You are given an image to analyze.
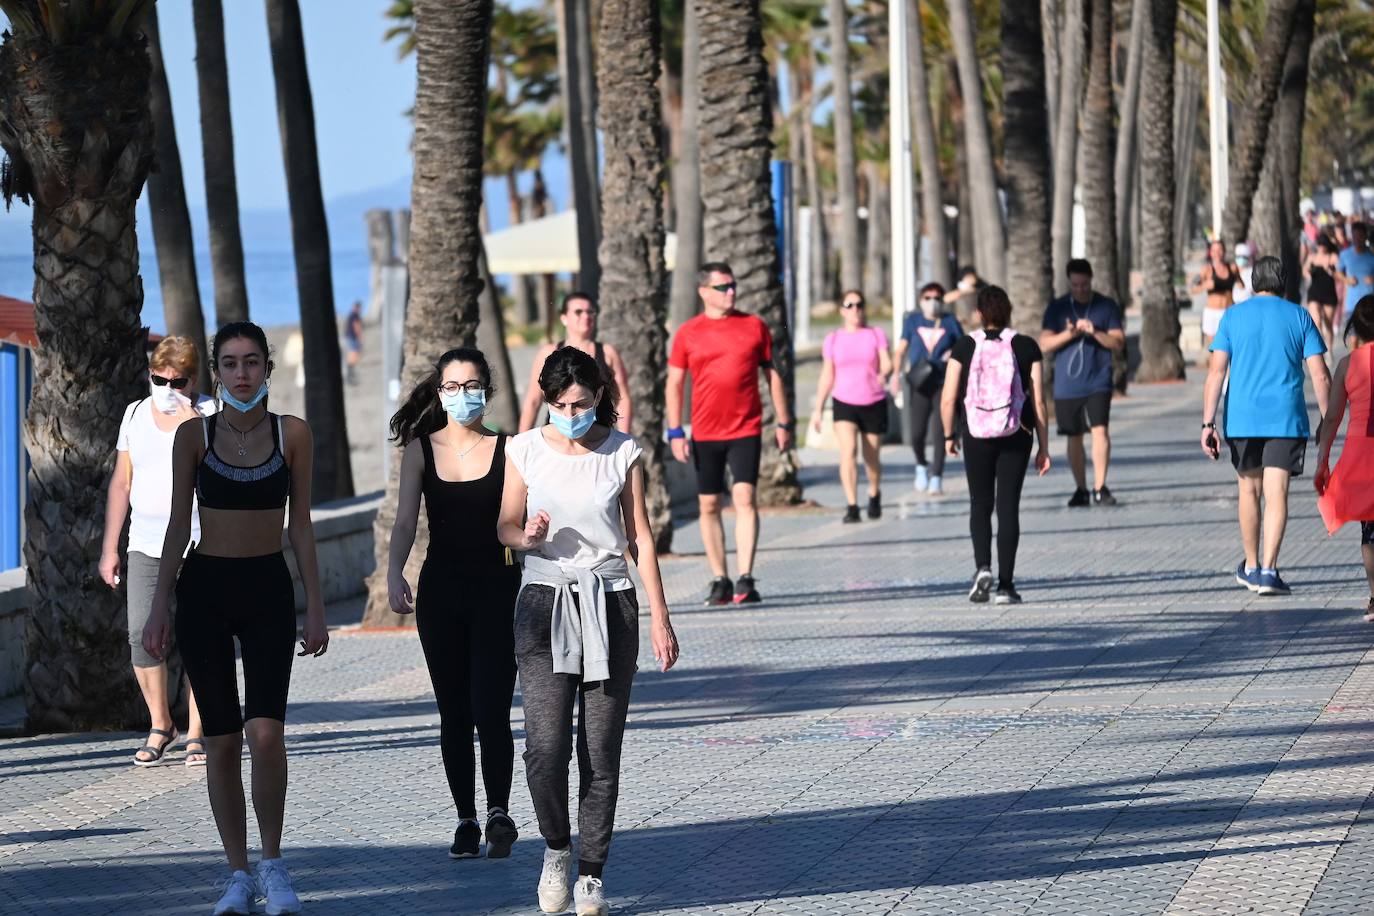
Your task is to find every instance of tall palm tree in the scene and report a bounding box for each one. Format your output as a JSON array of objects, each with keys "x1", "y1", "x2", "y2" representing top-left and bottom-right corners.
[
  {"x1": 363, "y1": 0, "x2": 493, "y2": 627},
  {"x1": 1219, "y1": 0, "x2": 1301, "y2": 245},
  {"x1": 1079, "y1": 0, "x2": 1117, "y2": 303},
  {"x1": 144, "y1": 8, "x2": 211, "y2": 391},
  {"x1": 556, "y1": 0, "x2": 601, "y2": 292},
  {"x1": 0, "y1": 0, "x2": 156, "y2": 730},
  {"x1": 1001, "y1": 0, "x2": 1052, "y2": 332},
  {"x1": 907, "y1": 0, "x2": 950, "y2": 289},
  {"x1": 669, "y1": 0, "x2": 704, "y2": 328},
  {"x1": 945, "y1": 0, "x2": 1004, "y2": 284},
  {"x1": 826, "y1": 0, "x2": 863, "y2": 291},
  {"x1": 596, "y1": 0, "x2": 673, "y2": 552},
  {"x1": 1049, "y1": 0, "x2": 1083, "y2": 295},
  {"x1": 697, "y1": 0, "x2": 801, "y2": 506},
  {"x1": 193, "y1": 0, "x2": 249, "y2": 327},
  {"x1": 1115, "y1": 0, "x2": 1146, "y2": 300},
  {"x1": 265, "y1": 0, "x2": 354, "y2": 501},
  {"x1": 1136, "y1": 0, "x2": 1184, "y2": 382}
]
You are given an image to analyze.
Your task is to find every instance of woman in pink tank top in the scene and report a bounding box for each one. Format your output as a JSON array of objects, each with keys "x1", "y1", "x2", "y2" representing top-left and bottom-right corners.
[
  {"x1": 1316, "y1": 296, "x2": 1374, "y2": 619},
  {"x1": 809, "y1": 290, "x2": 893, "y2": 523}
]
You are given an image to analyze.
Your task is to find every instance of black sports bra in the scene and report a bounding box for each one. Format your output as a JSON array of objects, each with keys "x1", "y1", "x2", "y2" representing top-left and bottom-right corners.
[{"x1": 196, "y1": 413, "x2": 291, "y2": 511}]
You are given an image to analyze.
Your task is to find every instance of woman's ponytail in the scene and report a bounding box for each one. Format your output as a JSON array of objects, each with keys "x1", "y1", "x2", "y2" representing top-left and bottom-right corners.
[{"x1": 389, "y1": 372, "x2": 444, "y2": 445}]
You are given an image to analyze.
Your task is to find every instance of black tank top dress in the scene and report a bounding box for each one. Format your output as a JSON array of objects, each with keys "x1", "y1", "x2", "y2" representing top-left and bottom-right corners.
[
  {"x1": 1309, "y1": 265, "x2": 1338, "y2": 306},
  {"x1": 416, "y1": 433, "x2": 519, "y2": 587}
]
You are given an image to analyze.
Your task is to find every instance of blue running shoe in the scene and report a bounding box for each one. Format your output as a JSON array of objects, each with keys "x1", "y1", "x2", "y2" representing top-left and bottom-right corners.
[
  {"x1": 1235, "y1": 562, "x2": 1260, "y2": 592},
  {"x1": 1256, "y1": 569, "x2": 1291, "y2": 596}
]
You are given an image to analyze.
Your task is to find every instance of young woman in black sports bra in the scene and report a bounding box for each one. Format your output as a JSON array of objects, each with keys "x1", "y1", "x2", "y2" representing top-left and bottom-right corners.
[
  {"x1": 385, "y1": 347, "x2": 522, "y2": 861},
  {"x1": 143, "y1": 321, "x2": 327, "y2": 915}
]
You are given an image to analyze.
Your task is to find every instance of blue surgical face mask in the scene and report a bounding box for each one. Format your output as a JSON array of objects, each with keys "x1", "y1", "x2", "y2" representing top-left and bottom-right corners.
[
  {"x1": 220, "y1": 380, "x2": 268, "y2": 413},
  {"x1": 440, "y1": 389, "x2": 486, "y2": 424},
  {"x1": 550, "y1": 405, "x2": 597, "y2": 440}
]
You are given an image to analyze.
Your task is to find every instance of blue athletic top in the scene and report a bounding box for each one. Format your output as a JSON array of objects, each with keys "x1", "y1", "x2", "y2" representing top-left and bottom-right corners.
[{"x1": 196, "y1": 413, "x2": 291, "y2": 511}]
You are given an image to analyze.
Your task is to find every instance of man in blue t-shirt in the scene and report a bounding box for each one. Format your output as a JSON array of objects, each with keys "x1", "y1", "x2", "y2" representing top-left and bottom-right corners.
[
  {"x1": 1039, "y1": 259, "x2": 1126, "y2": 508},
  {"x1": 1202, "y1": 256, "x2": 1330, "y2": 597},
  {"x1": 1337, "y1": 221, "x2": 1374, "y2": 316}
]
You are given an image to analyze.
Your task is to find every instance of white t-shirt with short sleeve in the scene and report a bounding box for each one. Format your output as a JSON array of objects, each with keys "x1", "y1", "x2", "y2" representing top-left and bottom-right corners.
[
  {"x1": 507, "y1": 427, "x2": 643, "y2": 589},
  {"x1": 116, "y1": 395, "x2": 217, "y2": 557}
]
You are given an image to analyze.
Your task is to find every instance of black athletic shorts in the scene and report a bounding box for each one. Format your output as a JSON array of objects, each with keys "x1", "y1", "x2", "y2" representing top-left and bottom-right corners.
[
  {"x1": 831, "y1": 398, "x2": 889, "y2": 436},
  {"x1": 1055, "y1": 390, "x2": 1112, "y2": 436},
  {"x1": 1228, "y1": 436, "x2": 1306, "y2": 477},
  {"x1": 692, "y1": 435, "x2": 762, "y2": 495}
]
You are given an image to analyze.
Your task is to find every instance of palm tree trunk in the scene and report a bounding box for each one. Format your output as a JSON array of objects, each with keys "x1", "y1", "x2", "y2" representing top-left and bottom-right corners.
[
  {"x1": 826, "y1": 0, "x2": 863, "y2": 291},
  {"x1": 193, "y1": 0, "x2": 250, "y2": 327},
  {"x1": 266, "y1": 0, "x2": 354, "y2": 501},
  {"x1": 1050, "y1": 0, "x2": 1084, "y2": 295},
  {"x1": 697, "y1": 0, "x2": 801, "y2": 505},
  {"x1": 506, "y1": 173, "x2": 538, "y2": 326},
  {"x1": 669, "y1": 0, "x2": 704, "y2": 328},
  {"x1": 1135, "y1": 0, "x2": 1184, "y2": 382},
  {"x1": 1172, "y1": 68, "x2": 1200, "y2": 266},
  {"x1": 1042, "y1": 0, "x2": 1060, "y2": 166},
  {"x1": 907, "y1": 0, "x2": 950, "y2": 289},
  {"x1": 556, "y1": 0, "x2": 601, "y2": 292},
  {"x1": 596, "y1": 0, "x2": 673, "y2": 552},
  {"x1": 862, "y1": 161, "x2": 889, "y2": 303},
  {"x1": 946, "y1": 0, "x2": 1005, "y2": 285},
  {"x1": 145, "y1": 9, "x2": 212, "y2": 392},
  {"x1": 1220, "y1": 0, "x2": 1301, "y2": 246},
  {"x1": 1115, "y1": 0, "x2": 1146, "y2": 304},
  {"x1": 1, "y1": 23, "x2": 155, "y2": 730},
  {"x1": 1002, "y1": 0, "x2": 1053, "y2": 333},
  {"x1": 477, "y1": 240, "x2": 521, "y2": 432},
  {"x1": 801, "y1": 52, "x2": 828, "y2": 305},
  {"x1": 1080, "y1": 0, "x2": 1118, "y2": 303},
  {"x1": 363, "y1": 0, "x2": 493, "y2": 628}
]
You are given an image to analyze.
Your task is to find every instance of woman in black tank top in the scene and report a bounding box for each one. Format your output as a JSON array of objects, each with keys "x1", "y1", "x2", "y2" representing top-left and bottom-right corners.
[{"x1": 386, "y1": 347, "x2": 521, "y2": 860}]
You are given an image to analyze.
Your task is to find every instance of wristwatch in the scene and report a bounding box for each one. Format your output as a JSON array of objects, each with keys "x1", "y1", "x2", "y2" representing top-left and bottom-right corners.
[
  {"x1": 777, "y1": 420, "x2": 795, "y2": 432},
  {"x1": 1201, "y1": 422, "x2": 1216, "y2": 430}
]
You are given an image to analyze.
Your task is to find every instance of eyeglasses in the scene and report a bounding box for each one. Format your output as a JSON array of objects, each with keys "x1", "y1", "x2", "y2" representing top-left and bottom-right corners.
[
  {"x1": 438, "y1": 381, "x2": 485, "y2": 395},
  {"x1": 709, "y1": 283, "x2": 737, "y2": 294},
  {"x1": 150, "y1": 375, "x2": 190, "y2": 390},
  {"x1": 841, "y1": 301, "x2": 864, "y2": 310}
]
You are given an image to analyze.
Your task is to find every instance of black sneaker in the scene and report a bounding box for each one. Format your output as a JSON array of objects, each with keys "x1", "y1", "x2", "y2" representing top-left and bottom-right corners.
[
  {"x1": 994, "y1": 586, "x2": 1023, "y2": 605},
  {"x1": 1068, "y1": 488, "x2": 1091, "y2": 508},
  {"x1": 843, "y1": 505, "x2": 861, "y2": 524},
  {"x1": 1092, "y1": 486, "x2": 1118, "y2": 507},
  {"x1": 484, "y1": 808, "x2": 518, "y2": 859},
  {"x1": 705, "y1": 576, "x2": 733, "y2": 606},
  {"x1": 968, "y1": 567, "x2": 994, "y2": 603},
  {"x1": 867, "y1": 493, "x2": 882, "y2": 519},
  {"x1": 450, "y1": 819, "x2": 482, "y2": 859},
  {"x1": 733, "y1": 574, "x2": 762, "y2": 604}
]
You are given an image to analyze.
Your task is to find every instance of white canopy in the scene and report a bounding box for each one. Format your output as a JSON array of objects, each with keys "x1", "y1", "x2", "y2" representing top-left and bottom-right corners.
[{"x1": 483, "y1": 208, "x2": 678, "y2": 275}]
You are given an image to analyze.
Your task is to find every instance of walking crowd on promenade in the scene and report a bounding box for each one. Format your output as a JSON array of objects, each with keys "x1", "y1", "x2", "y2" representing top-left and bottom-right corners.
[{"x1": 92, "y1": 216, "x2": 1374, "y2": 913}]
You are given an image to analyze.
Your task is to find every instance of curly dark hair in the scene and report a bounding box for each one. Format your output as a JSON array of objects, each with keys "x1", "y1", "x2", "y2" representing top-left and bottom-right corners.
[{"x1": 388, "y1": 348, "x2": 494, "y2": 445}]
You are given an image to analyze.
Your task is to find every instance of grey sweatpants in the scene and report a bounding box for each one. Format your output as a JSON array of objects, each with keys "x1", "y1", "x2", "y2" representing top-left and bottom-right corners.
[{"x1": 514, "y1": 583, "x2": 639, "y2": 866}]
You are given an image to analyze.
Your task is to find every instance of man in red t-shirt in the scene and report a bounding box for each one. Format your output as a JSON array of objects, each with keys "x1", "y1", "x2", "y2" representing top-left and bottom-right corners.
[{"x1": 667, "y1": 261, "x2": 794, "y2": 605}]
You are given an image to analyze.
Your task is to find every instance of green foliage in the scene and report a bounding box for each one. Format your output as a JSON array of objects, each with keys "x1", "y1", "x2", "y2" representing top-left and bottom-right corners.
[{"x1": 0, "y1": 0, "x2": 154, "y2": 41}]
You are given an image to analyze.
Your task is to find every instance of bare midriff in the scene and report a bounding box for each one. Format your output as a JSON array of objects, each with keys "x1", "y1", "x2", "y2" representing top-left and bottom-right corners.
[{"x1": 193, "y1": 506, "x2": 289, "y2": 558}]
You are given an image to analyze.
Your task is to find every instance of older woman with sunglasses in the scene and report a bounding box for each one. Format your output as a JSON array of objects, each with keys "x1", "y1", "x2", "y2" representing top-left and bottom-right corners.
[
  {"x1": 810, "y1": 290, "x2": 893, "y2": 522},
  {"x1": 100, "y1": 336, "x2": 217, "y2": 767}
]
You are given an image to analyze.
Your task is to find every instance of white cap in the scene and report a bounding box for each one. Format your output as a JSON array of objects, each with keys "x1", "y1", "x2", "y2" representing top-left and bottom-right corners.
[{"x1": 1234, "y1": 242, "x2": 1252, "y2": 258}]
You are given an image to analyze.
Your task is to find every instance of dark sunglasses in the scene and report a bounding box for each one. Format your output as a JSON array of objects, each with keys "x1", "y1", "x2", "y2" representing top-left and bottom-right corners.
[
  {"x1": 151, "y1": 375, "x2": 190, "y2": 390},
  {"x1": 841, "y1": 301, "x2": 864, "y2": 310},
  {"x1": 709, "y1": 282, "x2": 737, "y2": 293}
]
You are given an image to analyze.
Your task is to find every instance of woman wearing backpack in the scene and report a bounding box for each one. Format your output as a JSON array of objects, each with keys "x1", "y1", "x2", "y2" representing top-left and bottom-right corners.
[{"x1": 939, "y1": 286, "x2": 1051, "y2": 604}]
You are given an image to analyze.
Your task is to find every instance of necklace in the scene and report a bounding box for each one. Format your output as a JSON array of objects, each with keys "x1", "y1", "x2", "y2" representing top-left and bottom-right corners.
[
  {"x1": 446, "y1": 431, "x2": 486, "y2": 461},
  {"x1": 221, "y1": 413, "x2": 268, "y2": 457}
]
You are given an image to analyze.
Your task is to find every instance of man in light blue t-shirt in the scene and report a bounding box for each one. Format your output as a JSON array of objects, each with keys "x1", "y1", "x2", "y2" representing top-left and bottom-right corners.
[
  {"x1": 1201, "y1": 256, "x2": 1330, "y2": 596},
  {"x1": 1337, "y1": 222, "x2": 1374, "y2": 316}
]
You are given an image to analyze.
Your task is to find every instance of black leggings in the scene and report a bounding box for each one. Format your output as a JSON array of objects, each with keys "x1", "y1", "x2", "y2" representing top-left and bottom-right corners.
[
  {"x1": 415, "y1": 564, "x2": 520, "y2": 820},
  {"x1": 962, "y1": 431, "x2": 1033, "y2": 588},
  {"x1": 908, "y1": 381, "x2": 946, "y2": 475},
  {"x1": 175, "y1": 551, "x2": 296, "y2": 737}
]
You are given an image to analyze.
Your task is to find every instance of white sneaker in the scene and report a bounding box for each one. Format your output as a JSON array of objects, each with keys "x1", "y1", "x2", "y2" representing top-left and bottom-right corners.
[
  {"x1": 212, "y1": 870, "x2": 258, "y2": 916},
  {"x1": 927, "y1": 475, "x2": 943, "y2": 495},
  {"x1": 574, "y1": 875, "x2": 609, "y2": 916},
  {"x1": 538, "y1": 845, "x2": 573, "y2": 913},
  {"x1": 255, "y1": 858, "x2": 301, "y2": 915},
  {"x1": 914, "y1": 464, "x2": 929, "y2": 491}
]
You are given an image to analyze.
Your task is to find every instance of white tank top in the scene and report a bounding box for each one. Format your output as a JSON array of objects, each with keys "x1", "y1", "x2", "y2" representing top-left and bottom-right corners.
[{"x1": 506, "y1": 427, "x2": 643, "y2": 589}]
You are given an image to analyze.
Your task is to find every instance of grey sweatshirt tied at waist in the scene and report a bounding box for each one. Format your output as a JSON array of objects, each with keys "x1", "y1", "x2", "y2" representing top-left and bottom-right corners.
[{"x1": 519, "y1": 553, "x2": 631, "y2": 682}]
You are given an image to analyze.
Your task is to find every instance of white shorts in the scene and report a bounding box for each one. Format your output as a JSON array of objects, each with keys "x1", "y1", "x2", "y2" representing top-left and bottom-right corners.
[{"x1": 1202, "y1": 306, "x2": 1227, "y2": 338}]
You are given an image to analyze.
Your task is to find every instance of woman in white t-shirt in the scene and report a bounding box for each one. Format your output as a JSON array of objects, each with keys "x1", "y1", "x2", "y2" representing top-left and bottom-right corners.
[
  {"x1": 498, "y1": 346, "x2": 679, "y2": 916},
  {"x1": 99, "y1": 337, "x2": 216, "y2": 766}
]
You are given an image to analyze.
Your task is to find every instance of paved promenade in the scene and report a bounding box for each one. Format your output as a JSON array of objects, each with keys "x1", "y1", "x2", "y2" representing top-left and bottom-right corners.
[{"x1": 4, "y1": 375, "x2": 1374, "y2": 914}]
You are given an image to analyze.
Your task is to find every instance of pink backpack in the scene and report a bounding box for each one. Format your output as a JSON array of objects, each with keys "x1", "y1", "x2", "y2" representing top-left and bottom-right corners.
[{"x1": 963, "y1": 330, "x2": 1026, "y2": 438}]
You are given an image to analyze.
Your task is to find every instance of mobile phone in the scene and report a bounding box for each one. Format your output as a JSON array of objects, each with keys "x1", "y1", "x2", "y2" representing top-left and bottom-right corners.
[{"x1": 1206, "y1": 431, "x2": 1220, "y2": 459}]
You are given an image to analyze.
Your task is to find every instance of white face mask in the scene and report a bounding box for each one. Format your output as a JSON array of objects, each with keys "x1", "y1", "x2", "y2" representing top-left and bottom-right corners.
[
  {"x1": 920, "y1": 298, "x2": 941, "y2": 318},
  {"x1": 150, "y1": 381, "x2": 190, "y2": 414}
]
